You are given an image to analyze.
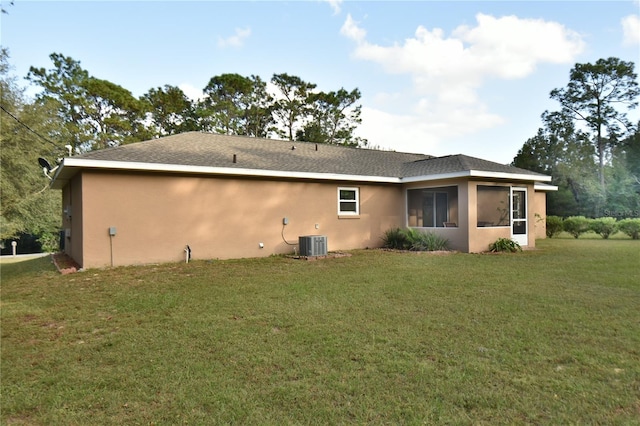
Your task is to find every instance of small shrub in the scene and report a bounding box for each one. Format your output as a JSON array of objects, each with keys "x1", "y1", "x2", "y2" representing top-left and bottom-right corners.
[
  {"x1": 563, "y1": 216, "x2": 591, "y2": 239},
  {"x1": 406, "y1": 229, "x2": 449, "y2": 251},
  {"x1": 402, "y1": 228, "x2": 423, "y2": 248},
  {"x1": 381, "y1": 228, "x2": 449, "y2": 251},
  {"x1": 381, "y1": 227, "x2": 410, "y2": 250},
  {"x1": 545, "y1": 216, "x2": 564, "y2": 238},
  {"x1": 617, "y1": 218, "x2": 640, "y2": 239},
  {"x1": 590, "y1": 217, "x2": 618, "y2": 239},
  {"x1": 489, "y1": 238, "x2": 522, "y2": 253}
]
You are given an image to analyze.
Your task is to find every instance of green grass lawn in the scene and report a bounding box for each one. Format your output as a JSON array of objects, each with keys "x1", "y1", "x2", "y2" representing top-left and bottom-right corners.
[{"x1": 1, "y1": 239, "x2": 638, "y2": 424}]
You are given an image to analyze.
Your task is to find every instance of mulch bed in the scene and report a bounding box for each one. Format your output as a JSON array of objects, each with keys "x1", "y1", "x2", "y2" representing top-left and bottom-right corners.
[{"x1": 51, "y1": 252, "x2": 81, "y2": 274}]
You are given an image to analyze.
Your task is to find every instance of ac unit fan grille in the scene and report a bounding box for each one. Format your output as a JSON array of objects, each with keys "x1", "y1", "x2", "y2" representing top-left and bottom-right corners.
[{"x1": 298, "y1": 235, "x2": 327, "y2": 256}]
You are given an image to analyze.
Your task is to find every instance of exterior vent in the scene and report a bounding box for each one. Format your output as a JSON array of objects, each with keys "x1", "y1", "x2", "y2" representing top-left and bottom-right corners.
[{"x1": 299, "y1": 235, "x2": 327, "y2": 257}]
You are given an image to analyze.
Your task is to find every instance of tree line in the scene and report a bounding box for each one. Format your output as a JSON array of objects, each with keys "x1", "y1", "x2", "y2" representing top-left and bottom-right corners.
[
  {"x1": 2, "y1": 48, "x2": 638, "y2": 251},
  {"x1": 1, "y1": 48, "x2": 367, "y2": 251},
  {"x1": 24, "y1": 52, "x2": 367, "y2": 153},
  {"x1": 512, "y1": 57, "x2": 639, "y2": 220}
]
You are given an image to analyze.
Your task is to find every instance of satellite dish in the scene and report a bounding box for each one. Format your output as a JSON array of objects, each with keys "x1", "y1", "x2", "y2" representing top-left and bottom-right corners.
[{"x1": 38, "y1": 157, "x2": 52, "y2": 171}]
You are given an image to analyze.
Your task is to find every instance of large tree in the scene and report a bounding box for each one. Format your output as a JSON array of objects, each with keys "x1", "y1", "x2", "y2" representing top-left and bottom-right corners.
[
  {"x1": 243, "y1": 75, "x2": 273, "y2": 138},
  {"x1": 83, "y1": 76, "x2": 146, "y2": 149},
  {"x1": 270, "y1": 73, "x2": 316, "y2": 141},
  {"x1": 513, "y1": 111, "x2": 599, "y2": 216},
  {"x1": 296, "y1": 88, "x2": 366, "y2": 147},
  {"x1": 141, "y1": 85, "x2": 198, "y2": 137},
  {"x1": 616, "y1": 121, "x2": 640, "y2": 180},
  {"x1": 607, "y1": 125, "x2": 640, "y2": 215},
  {"x1": 200, "y1": 73, "x2": 273, "y2": 137},
  {"x1": 1, "y1": 49, "x2": 62, "y2": 250},
  {"x1": 549, "y1": 57, "x2": 639, "y2": 191},
  {"x1": 27, "y1": 53, "x2": 146, "y2": 151}
]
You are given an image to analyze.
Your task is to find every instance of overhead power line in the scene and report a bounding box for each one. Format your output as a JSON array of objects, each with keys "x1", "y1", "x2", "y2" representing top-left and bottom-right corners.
[{"x1": 0, "y1": 103, "x2": 60, "y2": 149}]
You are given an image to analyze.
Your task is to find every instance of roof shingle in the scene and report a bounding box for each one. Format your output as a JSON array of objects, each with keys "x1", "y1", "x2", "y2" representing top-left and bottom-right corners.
[{"x1": 74, "y1": 132, "x2": 546, "y2": 180}]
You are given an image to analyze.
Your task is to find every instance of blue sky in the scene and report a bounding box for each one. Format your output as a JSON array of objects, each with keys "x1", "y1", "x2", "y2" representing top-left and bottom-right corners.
[{"x1": 2, "y1": 0, "x2": 639, "y2": 164}]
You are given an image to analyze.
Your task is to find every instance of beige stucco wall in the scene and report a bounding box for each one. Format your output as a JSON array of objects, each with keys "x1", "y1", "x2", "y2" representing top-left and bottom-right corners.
[
  {"x1": 532, "y1": 190, "x2": 548, "y2": 240},
  {"x1": 72, "y1": 171, "x2": 404, "y2": 268},
  {"x1": 62, "y1": 170, "x2": 549, "y2": 267}
]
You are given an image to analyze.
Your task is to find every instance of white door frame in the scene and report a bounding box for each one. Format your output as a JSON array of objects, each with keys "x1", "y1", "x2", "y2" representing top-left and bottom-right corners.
[{"x1": 511, "y1": 187, "x2": 528, "y2": 246}]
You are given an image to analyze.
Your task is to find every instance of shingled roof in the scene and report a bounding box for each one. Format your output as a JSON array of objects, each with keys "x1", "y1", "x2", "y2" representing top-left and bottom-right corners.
[
  {"x1": 401, "y1": 154, "x2": 546, "y2": 178},
  {"x1": 75, "y1": 132, "x2": 431, "y2": 177},
  {"x1": 51, "y1": 132, "x2": 550, "y2": 188}
]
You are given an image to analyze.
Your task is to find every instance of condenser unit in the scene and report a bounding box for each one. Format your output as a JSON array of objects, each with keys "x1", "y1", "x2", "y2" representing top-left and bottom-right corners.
[{"x1": 298, "y1": 235, "x2": 328, "y2": 257}]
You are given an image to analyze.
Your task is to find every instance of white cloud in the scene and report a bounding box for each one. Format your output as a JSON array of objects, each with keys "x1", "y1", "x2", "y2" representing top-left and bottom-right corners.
[
  {"x1": 217, "y1": 27, "x2": 251, "y2": 48},
  {"x1": 357, "y1": 102, "x2": 504, "y2": 155},
  {"x1": 453, "y1": 14, "x2": 585, "y2": 78},
  {"x1": 323, "y1": 0, "x2": 342, "y2": 15},
  {"x1": 342, "y1": 13, "x2": 585, "y2": 157},
  {"x1": 340, "y1": 14, "x2": 366, "y2": 42},
  {"x1": 178, "y1": 83, "x2": 204, "y2": 101},
  {"x1": 621, "y1": 14, "x2": 640, "y2": 46}
]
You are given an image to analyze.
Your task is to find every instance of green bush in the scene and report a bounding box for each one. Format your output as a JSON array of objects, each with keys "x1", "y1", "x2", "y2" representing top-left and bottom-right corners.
[
  {"x1": 381, "y1": 228, "x2": 449, "y2": 251},
  {"x1": 590, "y1": 217, "x2": 618, "y2": 239},
  {"x1": 489, "y1": 238, "x2": 522, "y2": 253},
  {"x1": 381, "y1": 228, "x2": 410, "y2": 250},
  {"x1": 545, "y1": 216, "x2": 564, "y2": 238},
  {"x1": 617, "y1": 218, "x2": 640, "y2": 239},
  {"x1": 406, "y1": 228, "x2": 449, "y2": 251},
  {"x1": 37, "y1": 232, "x2": 60, "y2": 253},
  {"x1": 563, "y1": 216, "x2": 591, "y2": 239}
]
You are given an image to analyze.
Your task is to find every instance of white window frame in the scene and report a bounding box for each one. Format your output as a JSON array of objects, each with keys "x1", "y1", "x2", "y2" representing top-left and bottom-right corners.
[{"x1": 337, "y1": 187, "x2": 360, "y2": 216}]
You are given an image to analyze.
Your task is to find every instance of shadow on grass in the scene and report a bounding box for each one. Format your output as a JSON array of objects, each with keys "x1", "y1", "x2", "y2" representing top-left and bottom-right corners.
[{"x1": 1, "y1": 255, "x2": 58, "y2": 280}]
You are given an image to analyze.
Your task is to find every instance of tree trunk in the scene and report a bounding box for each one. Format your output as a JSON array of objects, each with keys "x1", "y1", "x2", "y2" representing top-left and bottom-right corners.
[{"x1": 598, "y1": 133, "x2": 605, "y2": 191}]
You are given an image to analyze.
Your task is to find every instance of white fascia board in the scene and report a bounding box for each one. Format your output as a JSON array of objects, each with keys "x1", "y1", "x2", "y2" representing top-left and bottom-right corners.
[
  {"x1": 469, "y1": 170, "x2": 552, "y2": 182},
  {"x1": 53, "y1": 158, "x2": 400, "y2": 184},
  {"x1": 534, "y1": 183, "x2": 559, "y2": 191},
  {"x1": 400, "y1": 171, "x2": 471, "y2": 183},
  {"x1": 400, "y1": 170, "x2": 552, "y2": 183},
  {"x1": 50, "y1": 158, "x2": 552, "y2": 189}
]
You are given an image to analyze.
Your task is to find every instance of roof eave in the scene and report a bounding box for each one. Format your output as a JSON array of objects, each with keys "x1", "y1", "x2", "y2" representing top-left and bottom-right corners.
[
  {"x1": 534, "y1": 183, "x2": 559, "y2": 191},
  {"x1": 400, "y1": 170, "x2": 552, "y2": 183},
  {"x1": 49, "y1": 158, "x2": 402, "y2": 188},
  {"x1": 50, "y1": 159, "x2": 552, "y2": 189}
]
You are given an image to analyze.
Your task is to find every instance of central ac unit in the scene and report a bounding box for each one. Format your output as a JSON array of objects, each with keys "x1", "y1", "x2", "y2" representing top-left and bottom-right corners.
[{"x1": 299, "y1": 235, "x2": 328, "y2": 257}]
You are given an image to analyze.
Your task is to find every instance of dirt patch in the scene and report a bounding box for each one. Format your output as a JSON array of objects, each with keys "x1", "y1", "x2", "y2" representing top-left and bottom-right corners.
[{"x1": 51, "y1": 252, "x2": 81, "y2": 274}]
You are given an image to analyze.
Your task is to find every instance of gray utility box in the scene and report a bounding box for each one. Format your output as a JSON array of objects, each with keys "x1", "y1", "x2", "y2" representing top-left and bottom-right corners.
[{"x1": 299, "y1": 235, "x2": 328, "y2": 257}]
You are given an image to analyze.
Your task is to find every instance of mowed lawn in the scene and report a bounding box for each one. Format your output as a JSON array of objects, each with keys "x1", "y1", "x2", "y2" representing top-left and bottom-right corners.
[{"x1": 1, "y1": 239, "x2": 638, "y2": 425}]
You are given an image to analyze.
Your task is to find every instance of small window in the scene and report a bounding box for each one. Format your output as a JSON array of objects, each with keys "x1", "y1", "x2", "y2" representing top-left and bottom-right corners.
[{"x1": 338, "y1": 187, "x2": 359, "y2": 215}]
